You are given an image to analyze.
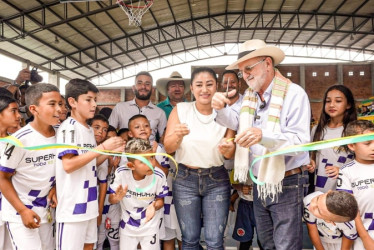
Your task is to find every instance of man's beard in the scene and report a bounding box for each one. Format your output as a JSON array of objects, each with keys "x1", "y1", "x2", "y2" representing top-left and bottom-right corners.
[
  {"x1": 245, "y1": 72, "x2": 266, "y2": 92},
  {"x1": 134, "y1": 89, "x2": 152, "y2": 100}
]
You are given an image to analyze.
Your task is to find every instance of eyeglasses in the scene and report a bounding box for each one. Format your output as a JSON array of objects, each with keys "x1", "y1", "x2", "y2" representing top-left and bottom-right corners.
[{"x1": 237, "y1": 58, "x2": 266, "y2": 78}]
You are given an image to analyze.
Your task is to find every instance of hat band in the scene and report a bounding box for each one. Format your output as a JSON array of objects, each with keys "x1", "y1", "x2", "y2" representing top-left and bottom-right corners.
[{"x1": 237, "y1": 49, "x2": 255, "y2": 60}]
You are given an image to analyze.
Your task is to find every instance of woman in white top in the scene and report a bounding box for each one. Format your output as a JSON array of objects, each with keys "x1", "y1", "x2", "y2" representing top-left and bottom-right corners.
[{"x1": 164, "y1": 67, "x2": 235, "y2": 250}]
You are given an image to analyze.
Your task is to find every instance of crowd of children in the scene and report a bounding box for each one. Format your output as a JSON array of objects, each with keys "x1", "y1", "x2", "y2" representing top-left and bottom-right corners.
[{"x1": 0, "y1": 74, "x2": 374, "y2": 250}]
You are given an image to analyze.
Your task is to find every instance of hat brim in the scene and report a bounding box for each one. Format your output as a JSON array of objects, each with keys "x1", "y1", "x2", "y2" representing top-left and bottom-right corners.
[
  {"x1": 156, "y1": 78, "x2": 191, "y2": 97},
  {"x1": 226, "y1": 46, "x2": 285, "y2": 70}
]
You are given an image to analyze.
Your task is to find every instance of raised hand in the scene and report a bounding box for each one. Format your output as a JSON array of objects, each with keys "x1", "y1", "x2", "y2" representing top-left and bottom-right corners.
[
  {"x1": 211, "y1": 90, "x2": 236, "y2": 110},
  {"x1": 102, "y1": 136, "x2": 126, "y2": 152},
  {"x1": 174, "y1": 123, "x2": 190, "y2": 138}
]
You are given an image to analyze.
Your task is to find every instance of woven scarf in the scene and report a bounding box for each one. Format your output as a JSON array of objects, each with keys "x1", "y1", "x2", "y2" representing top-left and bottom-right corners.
[{"x1": 234, "y1": 69, "x2": 291, "y2": 201}]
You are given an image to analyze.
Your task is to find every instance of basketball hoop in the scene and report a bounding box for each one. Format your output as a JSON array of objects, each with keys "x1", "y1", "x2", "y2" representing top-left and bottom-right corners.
[{"x1": 117, "y1": 0, "x2": 154, "y2": 26}]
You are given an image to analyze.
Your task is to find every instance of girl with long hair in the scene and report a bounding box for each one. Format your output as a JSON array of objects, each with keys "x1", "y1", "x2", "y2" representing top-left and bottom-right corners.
[{"x1": 309, "y1": 85, "x2": 357, "y2": 193}]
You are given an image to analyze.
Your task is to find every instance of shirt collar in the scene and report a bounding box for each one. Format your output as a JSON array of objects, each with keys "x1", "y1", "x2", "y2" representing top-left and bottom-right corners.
[{"x1": 130, "y1": 98, "x2": 155, "y2": 109}]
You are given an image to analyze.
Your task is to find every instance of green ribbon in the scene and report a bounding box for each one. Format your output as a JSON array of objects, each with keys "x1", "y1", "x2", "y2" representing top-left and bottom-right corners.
[
  {"x1": 0, "y1": 136, "x2": 178, "y2": 193},
  {"x1": 3, "y1": 132, "x2": 374, "y2": 189},
  {"x1": 249, "y1": 132, "x2": 374, "y2": 185}
]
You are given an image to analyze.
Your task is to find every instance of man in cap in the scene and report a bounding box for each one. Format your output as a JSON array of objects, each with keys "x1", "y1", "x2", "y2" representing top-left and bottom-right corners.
[
  {"x1": 109, "y1": 71, "x2": 167, "y2": 143},
  {"x1": 156, "y1": 71, "x2": 191, "y2": 119},
  {"x1": 212, "y1": 39, "x2": 310, "y2": 250}
]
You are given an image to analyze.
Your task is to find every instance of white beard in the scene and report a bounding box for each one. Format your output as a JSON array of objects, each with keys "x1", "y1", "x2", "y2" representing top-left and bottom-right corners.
[{"x1": 245, "y1": 72, "x2": 266, "y2": 92}]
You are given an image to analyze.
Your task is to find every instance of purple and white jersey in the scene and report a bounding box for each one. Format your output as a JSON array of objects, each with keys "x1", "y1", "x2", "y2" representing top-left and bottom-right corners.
[
  {"x1": 303, "y1": 191, "x2": 357, "y2": 243},
  {"x1": 156, "y1": 144, "x2": 179, "y2": 230},
  {"x1": 109, "y1": 166, "x2": 168, "y2": 236},
  {"x1": 97, "y1": 159, "x2": 109, "y2": 223},
  {"x1": 0, "y1": 142, "x2": 5, "y2": 226},
  {"x1": 97, "y1": 160, "x2": 108, "y2": 186},
  {"x1": 311, "y1": 126, "x2": 354, "y2": 193},
  {"x1": 337, "y1": 160, "x2": 374, "y2": 242},
  {"x1": 55, "y1": 117, "x2": 98, "y2": 222},
  {"x1": 104, "y1": 163, "x2": 122, "y2": 224},
  {"x1": 0, "y1": 124, "x2": 56, "y2": 224}
]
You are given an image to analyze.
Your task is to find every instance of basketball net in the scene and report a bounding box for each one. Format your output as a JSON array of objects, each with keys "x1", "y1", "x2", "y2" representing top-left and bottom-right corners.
[{"x1": 117, "y1": 0, "x2": 154, "y2": 26}]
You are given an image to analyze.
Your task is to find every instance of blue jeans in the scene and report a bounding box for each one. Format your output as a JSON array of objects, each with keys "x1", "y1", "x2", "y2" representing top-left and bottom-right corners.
[
  {"x1": 253, "y1": 171, "x2": 308, "y2": 250},
  {"x1": 173, "y1": 164, "x2": 231, "y2": 250}
]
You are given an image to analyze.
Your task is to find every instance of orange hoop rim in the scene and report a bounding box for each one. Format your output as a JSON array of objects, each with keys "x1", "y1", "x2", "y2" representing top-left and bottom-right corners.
[{"x1": 117, "y1": 0, "x2": 154, "y2": 9}]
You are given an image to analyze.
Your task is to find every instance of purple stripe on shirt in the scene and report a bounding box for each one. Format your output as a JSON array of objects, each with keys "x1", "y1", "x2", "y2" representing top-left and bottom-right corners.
[
  {"x1": 59, "y1": 222, "x2": 64, "y2": 250},
  {"x1": 6, "y1": 222, "x2": 18, "y2": 250},
  {"x1": 108, "y1": 187, "x2": 115, "y2": 194},
  {"x1": 58, "y1": 150, "x2": 78, "y2": 159},
  {"x1": 336, "y1": 188, "x2": 353, "y2": 194},
  {"x1": 315, "y1": 175, "x2": 328, "y2": 188},
  {"x1": 32, "y1": 196, "x2": 48, "y2": 208},
  {"x1": 127, "y1": 217, "x2": 141, "y2": 227},
  {"x1": 16, "y1": 129, "x2": 32, "y2": 139},
  {"x1": 0, "y1": 165, "x2": 15, "y2": 173},
  {"x1": 87, "y1": 187, "x2": 98, "y2": 202},
  {"x1": 73, "y1": 203, "x2": 87, "y2": 214}
]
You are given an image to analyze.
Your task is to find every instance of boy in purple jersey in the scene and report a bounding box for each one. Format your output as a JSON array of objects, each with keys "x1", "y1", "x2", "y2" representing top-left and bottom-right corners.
[
  {"x1": 337, "y1": 120, "x2": 374, "y2": 249},
  {"x1": 0, "y1": 84, "x2": 61, "y2": 250},
  {"x1": 304, "y1": 190, "x2": 358, "y2": 250}
]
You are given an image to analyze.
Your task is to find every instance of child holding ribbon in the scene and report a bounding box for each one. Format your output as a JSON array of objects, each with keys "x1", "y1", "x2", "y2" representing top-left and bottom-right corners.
[
  {"x1": 126, "y1": 114, "x2": 179, "y2": 248},
  {"x1": 109, "y1": 138, "x2": 168, "y2": 250},
  {"x1": 0, "y1": 88, "x2": 22, "y2": 250},
  {"x1": 310, "y1": 85, "x2": 357, "y2": 193},
  {"x1": 337, "y1": 120, "x2": 374, "y2": 249},
  {"x1": 55, "y1": 79, "x2": 125, "y2": 250},
  {"x1": 0, "y1": 84, "x2": 60, "y2": 250}
]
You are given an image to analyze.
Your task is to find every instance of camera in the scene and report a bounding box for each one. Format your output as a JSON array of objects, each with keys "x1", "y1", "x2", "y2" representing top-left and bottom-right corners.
[{"x1": 28, "y1": 67, "x2": 43, "y2": 84}]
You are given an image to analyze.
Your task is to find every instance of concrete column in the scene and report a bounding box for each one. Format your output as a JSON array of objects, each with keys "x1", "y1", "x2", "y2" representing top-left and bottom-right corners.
[
  {"x1": 300, "y1": 65, "x2": 305, "y2": 89},
  {"x1": 155, "y1": 88, "x2": 159, "y2": 103},
  {"x1": 48, "y1": 71, "x2": 59, "y2": 87},
  {"x1": 337, "y1": 64, "x2": 343, "y2": 85},
  {"x1": 121, "y1": 88, "x2": 125, "y2": 101},
  {"x1": 371, "y1": 63, "x2": 374, "y2": 95}
]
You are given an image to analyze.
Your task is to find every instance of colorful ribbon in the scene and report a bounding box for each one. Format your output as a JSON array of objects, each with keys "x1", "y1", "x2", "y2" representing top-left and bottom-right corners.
[
  {"x1": 2, "y1": 132, "x2": 374, "y2": 189},
  {"x1": 0, "y1": 136, "x2": 178, "y2": 193},
  {"x1": 248, "y1": 132, "x2": 374, "y2": 185}
]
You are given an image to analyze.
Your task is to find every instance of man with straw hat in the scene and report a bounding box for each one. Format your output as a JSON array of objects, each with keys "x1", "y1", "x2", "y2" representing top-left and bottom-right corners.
[
  {"x1": 212, "y1": 39, "x2": 311, "y2": 250},
  {"x1": 156, "y1": 71, "x2": 191, "y2": 119}
]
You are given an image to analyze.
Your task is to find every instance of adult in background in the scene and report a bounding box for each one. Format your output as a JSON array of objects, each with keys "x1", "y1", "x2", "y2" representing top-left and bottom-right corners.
[
  {"x1": 212, "y1": 39, "x2": 310, "y2": 250},
  {"x1": 164, "y1": 67, "x2": 236, "y2": 250},
  {"x1": 109, "y1": 71, "x2": 167, "y2": 143},
  {"x1": 156, "y1": 71, "x2": 191, "y2": 120}
]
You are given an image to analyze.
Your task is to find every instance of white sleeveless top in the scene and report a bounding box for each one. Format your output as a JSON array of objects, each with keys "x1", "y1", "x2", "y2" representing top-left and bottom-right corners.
[{"x1": 175, "y1": 102, "x2": 226, "y2": 168}]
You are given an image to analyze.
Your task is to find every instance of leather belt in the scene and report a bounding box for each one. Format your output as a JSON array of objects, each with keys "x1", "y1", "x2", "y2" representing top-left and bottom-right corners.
[{"x1": 284, "y1": 165, "x2": 307, "y2": 177}]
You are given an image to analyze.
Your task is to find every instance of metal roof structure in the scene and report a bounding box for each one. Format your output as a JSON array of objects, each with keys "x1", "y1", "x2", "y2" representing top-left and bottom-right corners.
[{"x1": 0, "y1": 0, "x2": 374, "y2": 83}]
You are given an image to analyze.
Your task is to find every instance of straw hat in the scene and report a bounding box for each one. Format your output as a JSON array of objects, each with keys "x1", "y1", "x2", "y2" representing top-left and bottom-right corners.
[
  {"x1": 226, "y1": 39, "x2": 285, "y2": 70},
  {"x1": 156, "y1": 71, "x2": 191, "y2": 97}
]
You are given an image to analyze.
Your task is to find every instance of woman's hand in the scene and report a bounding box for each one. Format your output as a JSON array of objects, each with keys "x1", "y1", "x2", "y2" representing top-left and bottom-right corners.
[
  {"x1": 174, "y1": 123, "x2": 190, "y2": 138},
  {"x1": 218, "y1": 138, "x2": 235, "y2": 158}
]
